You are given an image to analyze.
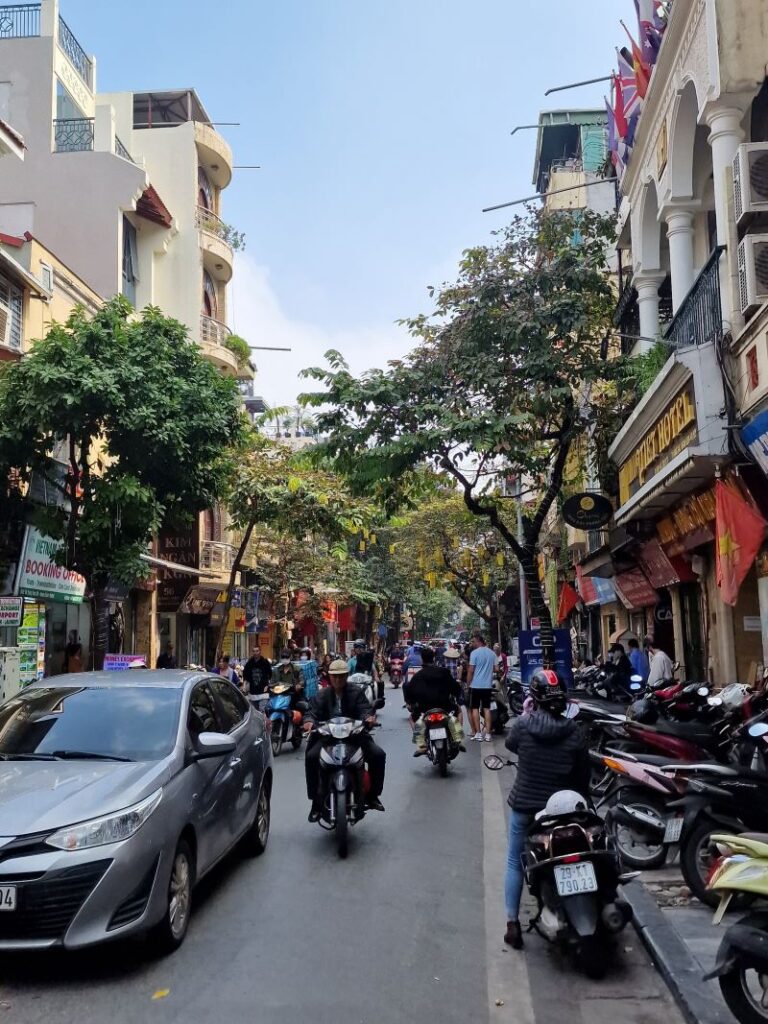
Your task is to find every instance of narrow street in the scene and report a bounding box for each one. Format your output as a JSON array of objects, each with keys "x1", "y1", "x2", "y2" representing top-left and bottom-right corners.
[{"x1": 0, "y1": 689, "x2": 684, "y2": 1024}]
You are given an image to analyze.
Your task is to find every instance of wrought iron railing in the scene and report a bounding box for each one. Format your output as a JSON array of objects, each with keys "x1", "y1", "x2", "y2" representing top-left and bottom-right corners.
[
  {"x1": 200, "y1": 314, "x2": 232, "y2": 348},
  {"x1": 58, "y1": 14, "x2": 92, "y2": 89},
  {"x1": 196, "y1": 205, "x2": 226, "y2": 238},
  {"x1": 665, "y1": 247, "x2": 725, "y2": 350},
  {"x1": 0, "y1": 3, "x2": 40, "y2": 38},
  {"x1": 200, "y1": 540, "x2": 236, "y2": 573},
  {"x1": 53, "y1": 117, "x2": 94, "y2": 153},
  {"x1": 114, "y1": 136, "x2": 133, "y2": 162}
]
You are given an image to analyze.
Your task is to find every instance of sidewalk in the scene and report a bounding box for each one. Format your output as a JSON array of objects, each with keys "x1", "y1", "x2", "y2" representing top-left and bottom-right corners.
[{"x1": 623, "y1": 865, "x2": 735, "y2": 1024}]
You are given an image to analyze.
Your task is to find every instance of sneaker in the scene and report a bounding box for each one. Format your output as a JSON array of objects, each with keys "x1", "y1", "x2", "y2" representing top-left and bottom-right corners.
[
  {"x1": 366, "y1": 797, "x2": 385, "y2": 812},
  {"x1": 484, "y1": 735, "x2": 492, "y2": 742},
  {"x1": 472, "y1": 733, "x2": 482, "y2": 742},
  {"x1": 413, "y1": 748, "x2": 427, "y2": 757},
  {"x1": 504, "y1": 921, "x2": 524, "y2": 949},
  {"x1": 308, "y1": 806, "x2": 322, "y2": 823}
]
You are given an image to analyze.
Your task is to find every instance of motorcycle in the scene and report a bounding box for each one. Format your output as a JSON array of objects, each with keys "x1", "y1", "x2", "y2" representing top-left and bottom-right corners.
[
  {"x1": 506, "y1": 672, "x2": 526, "y2": 717},
  {"x1": 349, "y1": 671, "x2": 377, "y2": 707},
  {"x1": 489, "y1": 682, "x2": 510, "y2": 734},
  {"x1": 389, "y1": 658, "x2": 403, "y2": 688},
  {"x1": 704, "y1": 829, "x2": 768, "y2": 1024},
  {"x1": 265, "y1": 683, "x2": 305, "y2": 757},
  {"x1": 311, "y1": 698, "x2": 385, "y2": 858},
  {"x1": 485, "y1": 754, "x2": 635, "y2": 978},
  {"x1": 421, "y1": 708, "x2": 463, "y2": 776}
]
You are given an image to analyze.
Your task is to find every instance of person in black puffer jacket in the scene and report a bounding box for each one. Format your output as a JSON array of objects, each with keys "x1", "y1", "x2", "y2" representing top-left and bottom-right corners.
[{"x1": 502, "y1": 668, "x2": 590, "y2": 951}]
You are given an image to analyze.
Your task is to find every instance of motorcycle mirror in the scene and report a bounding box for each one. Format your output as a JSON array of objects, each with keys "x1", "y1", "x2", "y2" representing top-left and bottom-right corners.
[
  {"x1": 707, "y1": 696, "x2": 723, "y2": 707},
  {"x1": 749, "y1": 722, "x2": 768, "y2": 738},
  {"x1": 697, "y1": 686, "x2": 710, "y2": 697},
  {"x1": 563, "y1": 702, "x2": 580, "y2": 720},
  {"x1": 483, "y1": 754, "x2": 506, "y2": 771}
]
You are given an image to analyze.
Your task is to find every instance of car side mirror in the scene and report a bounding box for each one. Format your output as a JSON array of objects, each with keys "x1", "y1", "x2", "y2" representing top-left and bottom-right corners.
[{"x1": 194, "y1": 731, "x2": 237, "y2": 759}]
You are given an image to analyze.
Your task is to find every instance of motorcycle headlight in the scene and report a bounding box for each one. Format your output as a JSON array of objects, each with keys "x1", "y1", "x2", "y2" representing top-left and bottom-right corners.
[{"x1": 46, "y1": 789, "x2": 163, "y2": 851}]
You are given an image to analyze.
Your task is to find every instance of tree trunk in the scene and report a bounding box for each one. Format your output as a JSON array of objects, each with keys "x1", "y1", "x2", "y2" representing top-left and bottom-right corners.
[
  {"x1": 392, "y1": 602, "x2": 401, "y2": 646},
  {"x1": 215, "y1": 518, "x2": 256, "y2": 665},
  {"x1": 520, "y1": 549, "x2": 554, "y2": 665},
  {"x1": 90, "y1": 573, "x2": 109, "y2": 671}
]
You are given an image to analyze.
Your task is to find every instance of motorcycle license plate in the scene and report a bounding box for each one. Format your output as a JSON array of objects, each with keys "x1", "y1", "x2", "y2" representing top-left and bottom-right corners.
[
  {"x1": 490, "y1": 702, "x2": 497, "y2": 710},
  {"x1": 429, "y1": 728, "x2": 447, "y2": 740},
  {"x1": 0, "y1": 886, "x2": 16, "y2": 911},
  {"x1": 553, "y1": 862, "x2": 597, "y2": 897},
  {"x1": 663, "y1": 817, "x2": 684, "y2": 843}
]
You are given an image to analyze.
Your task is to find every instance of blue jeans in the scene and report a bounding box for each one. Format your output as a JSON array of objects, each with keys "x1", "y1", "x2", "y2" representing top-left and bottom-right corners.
[{"x1": 505, "y1": 810, "x2": 533, "y2": 921}]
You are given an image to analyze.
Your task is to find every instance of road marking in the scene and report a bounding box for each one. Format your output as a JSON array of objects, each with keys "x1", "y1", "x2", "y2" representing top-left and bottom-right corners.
[{"x1": 482, "y1": 740, "x2": 535, "y2": 1023}]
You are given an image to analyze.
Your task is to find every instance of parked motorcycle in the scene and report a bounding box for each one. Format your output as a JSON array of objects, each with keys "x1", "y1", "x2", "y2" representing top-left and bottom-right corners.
[
  {"x1": 421, "y1": 708, "x2": 463, "y2": 776},
  {"x1": 506, "y1": 674, "x2": 526, "y2": 717},
  {"x1": 266, "y1": 683, "x2": 305, "y2": 757},
  {"x1": 311, "y1": 699, "x2": 385, "y2": 858},
  {"x1": 489, "y1": 682, "x2": 510, "y2": 734},
  {"x1": 704, "y1": 829, "x2": 768, "y2": 1024},
  {"x1": 485, "y1": 754, "x2": 635, "y2": 978}
]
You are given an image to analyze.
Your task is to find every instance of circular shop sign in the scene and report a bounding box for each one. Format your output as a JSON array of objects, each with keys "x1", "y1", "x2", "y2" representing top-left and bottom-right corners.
[{"x1": 562, "y1": 492, "x2": 613, "y2": 531}]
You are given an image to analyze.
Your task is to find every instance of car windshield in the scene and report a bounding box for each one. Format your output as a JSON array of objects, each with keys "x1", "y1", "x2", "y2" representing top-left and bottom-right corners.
[{"x1": 0, "y1": 686, "x2": 183, "y2": 762}]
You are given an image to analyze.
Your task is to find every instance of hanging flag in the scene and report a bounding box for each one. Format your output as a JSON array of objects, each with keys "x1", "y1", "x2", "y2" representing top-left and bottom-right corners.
[
  {"x1": 611, "y1": 73, "x2": 628, "y2": 142},
  {"x1": 715, "y1": 480, "x2": 767, "y2": 606},
  {"x1": 605, "y1": 96, "x2": 617, "y2": 157},
  {"x1": 624, "y1": 109, "x2": 641, "y2": 149},
  {"x1": 557, "y1": 582, "x2": 580, "y2": 624},
  {"x1": 621, "y1": 25, "x2": 651, "y2": 98},
  {"x1": 634, "y1": 0, "x2": 662, "y2": 65},
  {"x1": 616, "y1": 49, "x2": 642, "y2": 123}
]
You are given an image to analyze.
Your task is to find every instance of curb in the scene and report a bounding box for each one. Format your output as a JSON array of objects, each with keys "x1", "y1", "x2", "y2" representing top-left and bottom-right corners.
[{"x1": 622, "y1": 883, "x2": 733, "y2": 1024}]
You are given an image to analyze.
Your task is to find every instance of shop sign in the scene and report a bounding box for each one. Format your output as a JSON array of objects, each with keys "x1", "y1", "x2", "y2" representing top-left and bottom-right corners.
[
  {"x1": 742, "y1": 410, "x2": 768, "y2": 477},
  {"x1": 245, "y1": 590, "x2": 260, "y2": 633},
  {"x1": 618, "y1": 384, "x2": 697, "y2": 505},
  {"x1": 614, "y1": 569, "x2": 658, "y2": 612},
  {"x1": 178, "y1": 585, "x2": 224, "y2": 617},
  {"x1": 638, "y1": 538, "x2": 694, "y2": 589},
  {"x1": 562, "y1": 493, "x2": 614, "y2": 531},
  {"x1": 0, "y1": 596, "x2": 23, "y2": 626},
  {"x1": 104, "y1": 653, "x2": 147, "y2": 671},
  {"x1": 157, "y1": 522, "x2": 199, "y2": 612},
  {"x1": 15, "y1": 527, "x2": 86, "y2": 604},
  {"x1": 518, "y1": 628, "x2": 573, "y2": 688}
]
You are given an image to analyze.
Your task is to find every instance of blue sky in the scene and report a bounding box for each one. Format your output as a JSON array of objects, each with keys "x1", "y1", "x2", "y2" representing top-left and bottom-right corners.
[{"x1": 64, "y1": 0, "x2": 636, "y2": 403}]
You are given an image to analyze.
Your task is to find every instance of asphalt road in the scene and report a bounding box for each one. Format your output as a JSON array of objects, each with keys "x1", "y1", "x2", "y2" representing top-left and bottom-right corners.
[{"x1": 0, "y1": 691, "x2": 685, "y2": 1024}]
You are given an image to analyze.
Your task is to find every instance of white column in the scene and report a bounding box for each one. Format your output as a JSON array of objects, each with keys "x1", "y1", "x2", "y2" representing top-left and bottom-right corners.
[
  {"x1": 40, "y1": 0, "x2": 59, "y2": 38},
  {"x1": 634, "y1": 272, "x2": 666, "y2": 351},
  {"x1": 705, "y1": 104, "x2": 745, "y2": 247},
  {"x1": 665, "y1": 208, "x2": 696, "y2": 311}
]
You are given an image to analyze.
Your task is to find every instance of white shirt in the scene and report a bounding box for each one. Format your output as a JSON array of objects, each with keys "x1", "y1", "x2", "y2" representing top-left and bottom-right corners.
[{"x1": 647, "y1": 649, "x2": 674, "y2": 688}]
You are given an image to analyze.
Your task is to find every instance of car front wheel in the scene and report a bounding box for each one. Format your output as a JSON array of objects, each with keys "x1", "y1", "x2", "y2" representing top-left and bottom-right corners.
[
  {"x1": 242, "y1": 783, "x2": 271, "y2": 857},
  {"x1": 150, "y1": 838, "x2": 194, "y2": 955}
]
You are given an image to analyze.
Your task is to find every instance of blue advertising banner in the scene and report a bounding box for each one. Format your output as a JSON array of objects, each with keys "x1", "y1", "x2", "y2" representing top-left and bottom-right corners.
[
  {"x1": 742, "y1": 410, "x2": 768, "y2": 477},
  {"x1": 518, "y1": 628, "x2": 574, "y2": 688}
]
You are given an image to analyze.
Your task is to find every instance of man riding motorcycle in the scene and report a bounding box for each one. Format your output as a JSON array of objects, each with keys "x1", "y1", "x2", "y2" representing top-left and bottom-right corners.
[
  {"x1": 348, "y1": 639, "x2": 384, "y2": 700},
  {"x1": 503, "y1": 668, "x2": 591, "y2": 950},
  {"x1": 403, "y1": 647, "x2": 462, "y2": 756},
  {"x1": 304, "y1": 659, "x2": 386, "y2": 821}
]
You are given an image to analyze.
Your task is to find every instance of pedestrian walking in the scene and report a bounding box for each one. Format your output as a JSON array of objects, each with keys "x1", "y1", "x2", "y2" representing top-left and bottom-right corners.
[
  {"x1": 64, "y1": 630, "x2": 84, "y2": 673},
  {"x1": 216, "y1": 654, "x2": 240, "y2": 686},
  {"x1": 319, "y1": 653, "x2": 332, "y2": 687},
  {"x1": 645, "y1": 635, "x2": 674, "y2": 688},
  {"x1": 299, "y1": 647, "x2": 320, "y2": 700},
  {"x1": 242, "y1": 644, "x2": 273, "y2": 695},
  {"x1": 467, "y1": 634, "x2": 496, "y2": 741}
]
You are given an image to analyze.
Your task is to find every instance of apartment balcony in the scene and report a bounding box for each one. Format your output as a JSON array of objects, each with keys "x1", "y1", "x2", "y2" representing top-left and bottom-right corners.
[
  {"x1": 196, "y1": 206, "x2": 233, "y2": 283},
  {"x1": 200, "y1": 540, "x2": 236, "y2": 579},
  {"x1": 194, "y1": 120, "x2": 233, "y2": 189},
  {"x1": 53, "y1": 116, "x2": 93, "y2": 152},
  {"x1": 665, "y1": 248, "x2": 724, "y2": 351},
  {"x1": 0, "y1": 6, "x2": 92, "y2": 90},
  {"x1": 199, "y1": 314, "x2": 239, "y2": 377}
]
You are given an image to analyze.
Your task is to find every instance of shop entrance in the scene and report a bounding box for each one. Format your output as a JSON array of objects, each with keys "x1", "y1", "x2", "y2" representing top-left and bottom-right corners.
[
  {"x1": 680, "y1": 583, "x2": 705, "y2": 682},
  {"x1": 652, "y1": 590, "x2": 675, "y2": 661}
]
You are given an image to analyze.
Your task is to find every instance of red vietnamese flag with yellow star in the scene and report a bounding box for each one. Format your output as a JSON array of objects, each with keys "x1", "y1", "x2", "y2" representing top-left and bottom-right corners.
[{"x1": 716, "y1": 480, "x2": 767, "y2": 605}]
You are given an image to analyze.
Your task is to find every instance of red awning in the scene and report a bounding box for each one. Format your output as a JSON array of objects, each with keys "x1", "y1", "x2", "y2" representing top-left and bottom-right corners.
[
  {"x1": 136, "y1": 185, "x2": 173, "y2": 229},
  {"x1": 638, "y1": 539, "x2": 696, "y2": 589},
  {"x1": 614, "y1": 568, "x2": 659, "y2": 611}
]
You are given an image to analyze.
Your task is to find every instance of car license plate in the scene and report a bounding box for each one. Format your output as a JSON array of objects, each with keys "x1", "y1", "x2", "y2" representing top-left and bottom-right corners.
[
  {"x1": 490, "y1": 701, "x2": 497, "y2": 710},
  {"x1": 554, "y1": 862, "x2": 597, "y2": 897},
  {"x1": 429, "y1": 728, "x2": 447, "y2": 740},
  {"x1": 663, "y1": 817, "x2": 684, "y2": 843},
  {"x1": 0, "y1": 886, "x2": 17, "y2": 911}
]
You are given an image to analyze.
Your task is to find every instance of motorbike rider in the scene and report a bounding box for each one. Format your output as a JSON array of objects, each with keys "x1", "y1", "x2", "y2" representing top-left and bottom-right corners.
[
  {"x1": 605, "y1": 642, "x2": 633, "y2": 699},
  {"x1": 303, "y1": 659, "x2": 386, "y2": 821},
  {"x1": 503, "y1": 669, "x2": 591, "y2": 950},
  {"x1": 403, "y1": 647, "x2": 462, "y2": 755},
  {"x1": 348, "y1": 639, "x2": 384, "y2": 700}
]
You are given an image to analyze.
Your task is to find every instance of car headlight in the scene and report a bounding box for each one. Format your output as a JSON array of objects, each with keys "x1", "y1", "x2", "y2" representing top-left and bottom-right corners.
[{"x1": 46, "y1": 789, "x2": 163, "y2": 851}]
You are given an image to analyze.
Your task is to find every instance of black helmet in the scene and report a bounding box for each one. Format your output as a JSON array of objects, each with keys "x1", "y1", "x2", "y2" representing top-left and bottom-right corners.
[
  {"x1": 529, "y1": 669, "x2": 567, "y2": 713},
  {"x1": 627, "y1": 698, "x2": 659, "y2": 724}
]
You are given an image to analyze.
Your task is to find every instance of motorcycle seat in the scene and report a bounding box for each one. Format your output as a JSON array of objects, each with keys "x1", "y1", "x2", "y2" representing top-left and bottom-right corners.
[
  {"x1": 739, "y1": 833, "x2": 768, "y2": 844},
  {"x1": 638, "y1": 720, "x2": 714, "y2": 741},
  {"x1": 622, "y1": 753, "x2": 708, "y2": 769}
]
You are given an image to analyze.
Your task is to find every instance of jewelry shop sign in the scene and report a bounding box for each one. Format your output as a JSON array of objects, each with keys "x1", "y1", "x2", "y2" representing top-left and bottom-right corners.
[{"x1": 618, "y1": 384, "x2": 697, "y2": 505}]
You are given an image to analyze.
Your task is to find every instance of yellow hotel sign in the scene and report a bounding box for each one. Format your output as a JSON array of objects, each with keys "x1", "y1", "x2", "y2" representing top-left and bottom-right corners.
[{"x1": 618, "y1": 385, "x2": 697, "y2": 505}]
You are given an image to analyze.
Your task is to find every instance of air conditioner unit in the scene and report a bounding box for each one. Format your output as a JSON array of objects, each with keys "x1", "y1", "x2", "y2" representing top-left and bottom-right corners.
[
  {"x1": 738, "y1": 234, "x2": 768, "y2": 315},
  {"x1": 0, "y1": 300, "x2": 11, "y2": 347},
  {"x1": 733, "y1": 143, "x2": 768, "y2": 225}
]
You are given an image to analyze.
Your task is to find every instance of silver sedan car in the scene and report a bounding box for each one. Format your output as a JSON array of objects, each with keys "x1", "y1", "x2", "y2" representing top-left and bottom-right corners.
[{"x1": 0, "y1": 670, "x2": 272, "y2": 953}]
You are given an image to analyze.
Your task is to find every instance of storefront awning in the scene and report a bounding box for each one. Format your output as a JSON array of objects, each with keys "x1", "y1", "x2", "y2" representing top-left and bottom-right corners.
[
  {"x1": 614, "y1": 568, "x2": 659, "y2": 611},
  {"x1": 575, "y1": 566, "x2": 616, "y2": 606},
  {"x1": 614, "y1": 451, "x2": 725, "y2": 527}
]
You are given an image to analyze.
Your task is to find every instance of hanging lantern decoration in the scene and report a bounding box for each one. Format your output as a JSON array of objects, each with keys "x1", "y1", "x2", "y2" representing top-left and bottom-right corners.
[
  {"x1": 359, "y1": 540, "x2": 366, "y2": 553},
  {"x1": 370, "y1": 533, "x2": 377, "y2": 545},
  {"x1": 496, "y1": 552, "x2": 505, "y2": 567}
]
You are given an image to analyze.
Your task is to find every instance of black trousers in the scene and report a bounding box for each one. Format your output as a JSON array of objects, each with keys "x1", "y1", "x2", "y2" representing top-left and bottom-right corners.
[{"x1": 305, "y1": 734, "x2": 386, "y2": 801}]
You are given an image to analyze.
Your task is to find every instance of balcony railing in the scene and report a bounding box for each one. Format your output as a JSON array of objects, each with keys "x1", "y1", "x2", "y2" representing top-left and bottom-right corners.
[
  {"x1": 200, "y1": 314, "x2": 232, "y2": 348},
  {"x1": 665, "y1": 247, "x2": 725, "y2": 351},
  {"x1": 196, "y1": 205, "x2": 226, "y2": 238},
  {"x1": 53, "y1": 117, "x2": 94, "y2": 153},
  {"x1": 58, "y1": 14, "x2": 92, "y2": 89},
  {"x1": 114, "y1": 135, "x2": 134, "y2": 162},
  {"x1": 0, "y1": 3, "x2": 40, "y2": 37},
  {"x1": 200, "y1": 540, "x2": 236, "y2": 573}
]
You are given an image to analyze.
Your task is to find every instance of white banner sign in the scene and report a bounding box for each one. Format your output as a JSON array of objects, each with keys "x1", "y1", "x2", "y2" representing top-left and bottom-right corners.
[
  {"x1": 0, "y1": 596, "x2": 23, "y2": 626},
  {"x1": 16, "y1": 528, "x2": 86, "y2": 604}
]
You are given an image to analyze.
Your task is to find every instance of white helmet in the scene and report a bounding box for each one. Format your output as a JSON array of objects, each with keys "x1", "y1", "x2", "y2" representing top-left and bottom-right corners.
[{"x1": 543, "y1": 790, "x2": 589, "y2": 817}]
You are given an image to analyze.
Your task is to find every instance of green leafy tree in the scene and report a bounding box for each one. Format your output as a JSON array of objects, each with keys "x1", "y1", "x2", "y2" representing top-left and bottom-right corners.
[
  {"x1": 302, "y1": 209, "x2": 617, "y2": 662},
  {"x1": 0, "y1": 297, "x2": 243, "y2": 668}
]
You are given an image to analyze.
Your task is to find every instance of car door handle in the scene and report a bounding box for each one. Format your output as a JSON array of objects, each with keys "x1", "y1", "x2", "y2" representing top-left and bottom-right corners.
[{"x1": 229, "y1": 757, "x2": 242, "y2": 768}]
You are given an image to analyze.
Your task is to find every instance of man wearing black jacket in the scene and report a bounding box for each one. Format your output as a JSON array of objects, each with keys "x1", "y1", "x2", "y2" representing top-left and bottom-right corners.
[
  {"x1": 242, "y1": 646, "x2": 273, "y2": 695},
  {"x1": 303, "y1": 659, "x2": 386, "y2": 820},
  {"x1": 403, "y1": 647, "x2": 462, "y2": 755}
]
